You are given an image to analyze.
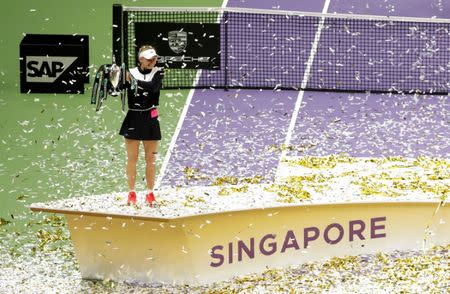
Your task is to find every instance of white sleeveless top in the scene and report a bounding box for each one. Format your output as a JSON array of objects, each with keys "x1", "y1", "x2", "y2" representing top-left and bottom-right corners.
[{"x1": 129, "y1": 67, "x2": 160, "y2": 82}]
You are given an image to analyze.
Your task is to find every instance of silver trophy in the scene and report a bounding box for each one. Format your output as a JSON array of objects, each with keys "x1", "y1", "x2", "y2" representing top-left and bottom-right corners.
[
  {"x1": 109, "y1": 56, "x2": 121, "y2": 97},
  {"x1": 91, "y1": 56, "x2": 128, "y2": 112}
]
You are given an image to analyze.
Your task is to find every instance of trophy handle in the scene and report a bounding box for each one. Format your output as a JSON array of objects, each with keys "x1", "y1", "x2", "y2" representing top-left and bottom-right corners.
[
  {"x1": 91, "y1": 67, "x2": 102, "y2": 105},
  {"x1": 120, "y1": 63, "x2": 127, "y2": 111},
  {"x1": 95, "y1": 65, "x2": 109, "y2": 112}
]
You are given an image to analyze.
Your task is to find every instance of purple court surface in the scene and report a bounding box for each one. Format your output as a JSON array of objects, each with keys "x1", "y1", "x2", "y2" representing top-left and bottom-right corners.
[
  {"x1": 288, "y1": 91, "x2": 449, "y2": 158},
  {"x1": 161, "y1": 89, "x2": 297, "y2": 187},
  {"x1": 159, "y1": 0, "x2": 449, "y2": 187}
]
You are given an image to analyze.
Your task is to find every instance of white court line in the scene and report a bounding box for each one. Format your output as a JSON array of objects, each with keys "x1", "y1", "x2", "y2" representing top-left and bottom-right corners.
[
  {"x1": 155, "y1": 0, "x2": 230, "y2": 189},
  {"x1": 155, "y1": 70, "x2": 202, "y2": 189},
  {"x1": 274, "y1": 0, "x2": 331, "y2": 182}
]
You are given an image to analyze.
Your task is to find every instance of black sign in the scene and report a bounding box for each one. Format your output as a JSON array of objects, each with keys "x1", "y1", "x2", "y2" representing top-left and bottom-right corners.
[
  {"x1": 135, "y1": 22, "x2": 220, "y2": 70},
  {"x1": 20, "y1": 34, "x2": 89, "y2": 94}
]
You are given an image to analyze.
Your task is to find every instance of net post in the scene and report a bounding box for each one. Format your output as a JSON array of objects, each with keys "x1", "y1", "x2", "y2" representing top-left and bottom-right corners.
[
  {"x1": 224, "y1": 11, "x2": 229, "y2": 91},
  {"x1": 112, "y1": 4, "x2": 123, "y2": 65},
  {"x1": 123, "y1": 10, "x2": 129, "y2": 68}
]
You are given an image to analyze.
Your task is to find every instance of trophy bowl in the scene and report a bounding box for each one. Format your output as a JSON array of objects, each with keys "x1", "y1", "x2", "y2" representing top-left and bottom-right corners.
[{"x1": 109, "y1": 63, "x2": 121, "y2": 97}]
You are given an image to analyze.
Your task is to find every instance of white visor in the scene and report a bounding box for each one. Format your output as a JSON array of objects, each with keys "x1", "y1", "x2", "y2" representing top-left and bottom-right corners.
[{"x1": 139, "y1": 48, "x2": 157, "y2": 59}]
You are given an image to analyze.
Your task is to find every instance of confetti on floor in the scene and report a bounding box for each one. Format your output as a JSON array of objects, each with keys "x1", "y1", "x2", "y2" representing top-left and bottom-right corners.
[
  {"x1": 7, "y1": 155, "x2": 445, "y2": 292},
  {"x1": 31, "y1": 155, "x2": 448, "y2": 219}
]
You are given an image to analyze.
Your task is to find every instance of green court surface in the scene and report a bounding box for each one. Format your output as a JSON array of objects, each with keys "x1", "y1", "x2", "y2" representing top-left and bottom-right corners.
[{"x1": 0, "y1": 0, "x2": 222, "y2": 225}]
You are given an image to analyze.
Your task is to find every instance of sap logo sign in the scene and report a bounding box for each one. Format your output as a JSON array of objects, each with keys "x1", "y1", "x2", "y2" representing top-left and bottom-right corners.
[{"x1": 26, "y1": 56, "x2": 78, "y2": 83}]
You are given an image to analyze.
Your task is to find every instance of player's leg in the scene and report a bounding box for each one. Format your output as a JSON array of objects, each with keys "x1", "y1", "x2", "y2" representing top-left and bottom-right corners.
[
  {"x1": 143, "y1": 140, "x2": 160, "y2": 206},
  {"x1": 125, "y1": 138, "x2": 140, "y2": 204}
]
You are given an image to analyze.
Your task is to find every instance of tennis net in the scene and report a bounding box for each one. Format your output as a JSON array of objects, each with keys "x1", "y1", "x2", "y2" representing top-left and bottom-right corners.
[{"x1": 113, "y1": 6, "x2": 450, "y2": 94}]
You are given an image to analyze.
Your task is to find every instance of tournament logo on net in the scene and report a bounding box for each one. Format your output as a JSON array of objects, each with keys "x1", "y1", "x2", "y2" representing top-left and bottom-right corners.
[{"x1": 168, "y1": 31, "x2": 187, "y2": 54}]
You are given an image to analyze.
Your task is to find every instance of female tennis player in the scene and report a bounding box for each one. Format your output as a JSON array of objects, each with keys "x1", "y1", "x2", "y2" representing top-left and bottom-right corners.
[{"x1": 119, "y1": 45, "x2": 164, "y2": 207}]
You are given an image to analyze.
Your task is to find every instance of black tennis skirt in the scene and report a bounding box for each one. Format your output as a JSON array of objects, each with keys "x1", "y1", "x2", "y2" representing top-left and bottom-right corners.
[{"x1": 119, "y1": 110, "x2": 161, "y2": 140}]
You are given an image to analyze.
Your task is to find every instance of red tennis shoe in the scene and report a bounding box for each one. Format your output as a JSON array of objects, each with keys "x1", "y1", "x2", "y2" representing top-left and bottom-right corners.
[
  {"x1": 127, "y1": 191, "x2": 137, "y2": 205},
  {"x1": 145, "y1": 192, "x2": 156, "y2": 207}
]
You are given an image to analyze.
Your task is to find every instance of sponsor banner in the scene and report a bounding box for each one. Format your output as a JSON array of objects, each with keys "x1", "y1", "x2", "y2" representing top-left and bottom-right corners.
[
  {"x1": 31, "y1": 201, "x2": 450, "y2": 285},
  {"x1": 135, "y1": 22, "x2": 220, "y2": 70},
  {"x1": 20, "y1": 34, "x2": 89, "y2": 94}
]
